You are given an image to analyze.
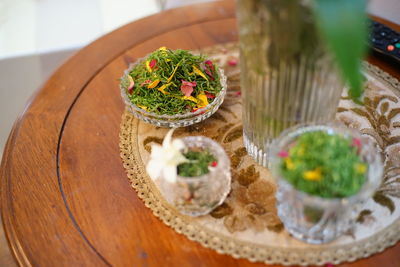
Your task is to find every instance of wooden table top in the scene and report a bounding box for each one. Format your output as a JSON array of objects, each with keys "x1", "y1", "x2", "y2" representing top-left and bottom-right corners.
[{"x1": 1, "y1": 1, "x2": 400, "y2": 266}]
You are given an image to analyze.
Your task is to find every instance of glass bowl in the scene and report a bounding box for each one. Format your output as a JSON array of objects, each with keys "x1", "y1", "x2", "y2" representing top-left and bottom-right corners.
[
  {"x1": 155, "y1": 136, "x2": 231, "y2": 216},
  {"x1": 269, "y1": 123, "x2": 383, "y2": 244},
  {"x1": 120, "y1": 59, "x2": 227, "y2": 128}
]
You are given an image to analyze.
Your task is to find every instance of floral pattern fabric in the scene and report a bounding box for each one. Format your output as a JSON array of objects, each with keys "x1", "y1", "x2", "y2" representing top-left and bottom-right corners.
[{"x1": 120, "y1": 43, "x2": 400, "y2": 265}]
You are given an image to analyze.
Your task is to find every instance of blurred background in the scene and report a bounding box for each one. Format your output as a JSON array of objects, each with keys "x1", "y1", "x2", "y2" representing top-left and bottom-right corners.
[
  {"x1": 0, "y1": 0, "x2": 217, "y2": 160},
  {"x1": 0, "y1": 0, "x2": 399, "y2": 266}
]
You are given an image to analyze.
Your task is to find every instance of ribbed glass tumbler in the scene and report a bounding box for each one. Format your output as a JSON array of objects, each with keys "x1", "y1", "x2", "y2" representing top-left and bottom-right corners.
[{"x1": 237, "y1": 0, "x2": 344, "y2": 166}]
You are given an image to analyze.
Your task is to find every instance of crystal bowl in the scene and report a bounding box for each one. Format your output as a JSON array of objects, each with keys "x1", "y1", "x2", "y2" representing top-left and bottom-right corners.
[
  {"x1": 269, "y1": 123, "x2": 383, "y2": 244},
  {"x1": 120, "y1": 59, "x2": 227, "y2": 128},
  {"x1": 156, "y1": 136, "x2": 231, "y2": 216}
]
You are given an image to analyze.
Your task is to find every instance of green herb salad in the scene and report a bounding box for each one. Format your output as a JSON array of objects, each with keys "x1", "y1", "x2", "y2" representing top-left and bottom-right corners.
[
  {"x1": 122, "y1": 47, "x2": 223, "y2": 115},
  {"x1": 278, "y1": 131, "x2": 368, "y2": 198}
]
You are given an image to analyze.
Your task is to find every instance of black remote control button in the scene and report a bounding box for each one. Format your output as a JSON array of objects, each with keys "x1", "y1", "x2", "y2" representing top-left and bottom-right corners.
[{"x1": 369, "y1": 19, "x2": 400, "y2": 63}]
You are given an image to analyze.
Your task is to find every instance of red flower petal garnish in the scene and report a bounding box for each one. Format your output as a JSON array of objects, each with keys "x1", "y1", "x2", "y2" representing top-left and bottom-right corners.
[
  {"x1": 211, "y1": 161, "x2": 218, "y2": 167},
  {"x1": 140, "y1": 80, "x2": 151, "y2": 86},
  {"x1": 127, "y1": 79, "x2": 135, "y2": 94},
  {"x1": 191, "y1": 108, "x2": 205, "y2": 114},
  {"x1": 205, "y1": 69, "x2": 215, "y2": 80},
  {"x1": 352, "y1": 138, "x2": 362, "y2": 149},
  {"x1": 278, "y1": 151, "x2": 289, "y2": 158},
  {"x1": 182, "y1": 80, "x2": 197, "y2": 87},
  {"x1": 228, "y1": 59, "x2": 238, "y2": 66},
  {"x1": 149, "y1": 59, "x2": 157, "y2": 69},
  {"x1": 181, "y1": 80, "x2": 197, "y2": 97},
  {"x1": 204, "y1": 60, "x2": 214, "y2": 70},
  {"x1": 352, "y1": 138, "x2": 362, "y2": 153},
  {"x1": 235, "y1": 91, "x2": 242, "y2": 96},
  {"x1": 181, "y1": 85, "x2": 194, "y2": 97},
  {"x1": 205, "y1": 92, "x2": 215, "y2": 99}
]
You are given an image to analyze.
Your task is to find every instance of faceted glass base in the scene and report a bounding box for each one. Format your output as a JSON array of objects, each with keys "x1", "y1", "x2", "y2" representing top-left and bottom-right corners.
[{"x1": 243, "y1": 131, "x2": 271, "y2": 167}]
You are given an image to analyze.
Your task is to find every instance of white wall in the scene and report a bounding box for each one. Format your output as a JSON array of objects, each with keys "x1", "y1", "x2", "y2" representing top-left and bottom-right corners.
[
  {"x1": 0, "y1": 0, "x2": 160, "y2": 159},
  {"x1": 368, "y1": 0, "x2": 400, "y2": 25}
]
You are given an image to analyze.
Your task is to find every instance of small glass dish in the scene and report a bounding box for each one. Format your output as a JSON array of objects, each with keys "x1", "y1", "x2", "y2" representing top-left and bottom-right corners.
[
  {"x1": 155, "y1": 136, "x2": 231, "y2": 216},
  {"x1": 269, "y1": 123, "x2": 383, "y2": 244},
  {"x1": 120, "y1": 60, "x2": 227, "y2": 128}
]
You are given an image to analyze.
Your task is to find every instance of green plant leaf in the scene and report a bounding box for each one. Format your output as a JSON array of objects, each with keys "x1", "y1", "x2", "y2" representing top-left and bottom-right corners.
[{"x1": 314, "y1": 0, "x2": 368, "y2": 101}]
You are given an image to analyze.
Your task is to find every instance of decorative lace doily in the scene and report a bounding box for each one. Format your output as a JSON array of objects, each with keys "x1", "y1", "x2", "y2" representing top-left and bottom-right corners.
[{"x1": 119, "y1": 43, "x2": 400, "y2": 266}]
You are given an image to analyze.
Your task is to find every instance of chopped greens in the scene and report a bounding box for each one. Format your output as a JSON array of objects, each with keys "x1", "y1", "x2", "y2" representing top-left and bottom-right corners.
[
  {"x1": 124, "y1": 47, "x2": 222, "y2": 115},
  {"x1": 177, "y1": 149, "x2": 217, "y2": 177},
  {"x1": 279, "y1": 131, "x2": 367, "y2": 198}
]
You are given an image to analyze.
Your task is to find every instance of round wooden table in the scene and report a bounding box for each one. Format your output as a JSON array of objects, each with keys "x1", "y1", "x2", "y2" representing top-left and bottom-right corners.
[{"x1": 1, "y1": 1, "x2": 400, "y2": 266}]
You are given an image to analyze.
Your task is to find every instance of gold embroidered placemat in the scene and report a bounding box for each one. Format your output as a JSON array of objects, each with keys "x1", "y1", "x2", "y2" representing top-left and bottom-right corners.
[{"x1": 119, "y1": 43, "x2": 400, "y2": 266}]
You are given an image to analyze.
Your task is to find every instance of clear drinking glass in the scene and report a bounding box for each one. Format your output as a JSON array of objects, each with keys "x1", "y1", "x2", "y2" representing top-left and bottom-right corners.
[
  {"x1": 237, "y1": 0, "x2": 344, "y2": 166},
  {"x1": 156, "y1": 136, "x2": 231, "y2": 216},
  {"x1": 269, "y1": 124, "x2": 383, "y2": 244}
]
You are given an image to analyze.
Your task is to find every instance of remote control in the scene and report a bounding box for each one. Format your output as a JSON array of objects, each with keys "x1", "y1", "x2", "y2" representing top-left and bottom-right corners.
[{"x1": 369, "y1": 20, "x2": 400, "y2": 63}]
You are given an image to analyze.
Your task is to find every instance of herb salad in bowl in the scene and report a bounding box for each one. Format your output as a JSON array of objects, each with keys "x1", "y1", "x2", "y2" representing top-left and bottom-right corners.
[
  {"x1": 146, "y1": 129, "x2": 231, "y2": 216},
  {"x1": 269, "y1": 123, "x2": 383, "y2": 244},
  {"x1": 120, "y1": 47, "x2": 227, "y2": 127}
]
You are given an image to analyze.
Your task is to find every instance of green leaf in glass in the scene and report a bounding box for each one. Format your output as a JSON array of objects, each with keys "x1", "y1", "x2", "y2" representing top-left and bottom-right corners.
[{"x1": 314, "y1": 0, "x2": 368, "y2": 101}]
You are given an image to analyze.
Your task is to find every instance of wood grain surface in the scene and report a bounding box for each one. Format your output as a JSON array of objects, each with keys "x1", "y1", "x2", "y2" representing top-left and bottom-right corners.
[{"x1": 1, "y1": 1, "x2": 400, "y2": 266}]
